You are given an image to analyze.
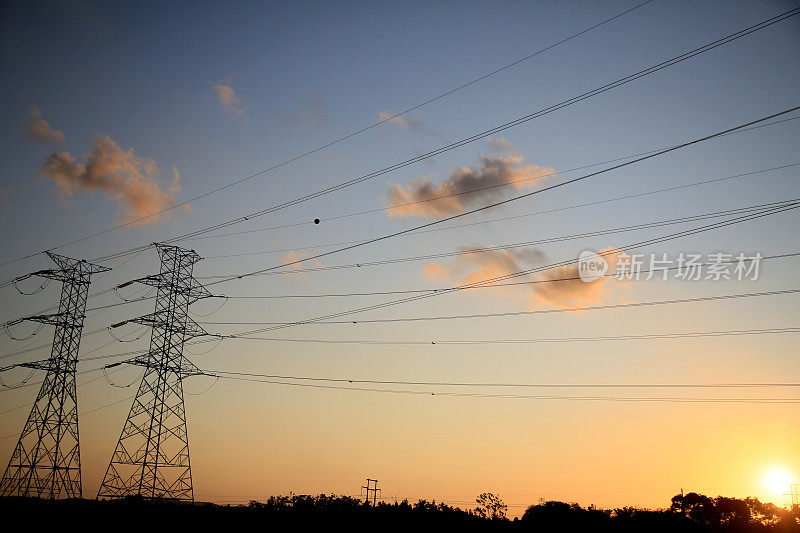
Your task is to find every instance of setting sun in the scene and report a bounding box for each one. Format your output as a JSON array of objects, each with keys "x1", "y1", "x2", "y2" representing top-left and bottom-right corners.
[{"x1": 763, "y1": 468, "x2": 793, "y2": 498}]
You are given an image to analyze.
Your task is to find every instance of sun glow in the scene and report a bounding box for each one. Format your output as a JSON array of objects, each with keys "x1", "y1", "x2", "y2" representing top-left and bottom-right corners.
[{"x1": 763, "y1": 468, "x2": 793, "y2": 497}]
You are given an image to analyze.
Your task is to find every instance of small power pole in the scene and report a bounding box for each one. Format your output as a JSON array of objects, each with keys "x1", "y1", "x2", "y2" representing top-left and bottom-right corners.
[
  {"x1": 787, "y1": 484, "x2": 799, "y2": 507},
  {"x1": 362, "y1": 478, "x2": 380, "y2": 506}
]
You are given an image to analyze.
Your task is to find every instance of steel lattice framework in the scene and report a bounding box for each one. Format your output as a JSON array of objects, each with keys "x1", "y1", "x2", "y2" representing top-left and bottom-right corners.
[
  {"x1": 98, "y1": 244, "x2": 213, "y2": 501},
  {"x1": 0, "y1": 252, "x2": 109, "y2": 499}
]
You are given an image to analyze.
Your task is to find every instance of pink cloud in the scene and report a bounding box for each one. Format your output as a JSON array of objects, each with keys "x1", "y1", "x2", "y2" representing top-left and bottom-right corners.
[{"x1": 39, "y1": 136, "x2": 181, "y2": 225}]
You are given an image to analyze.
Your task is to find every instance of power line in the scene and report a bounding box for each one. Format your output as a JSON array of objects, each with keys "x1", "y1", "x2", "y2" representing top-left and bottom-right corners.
[
  {"x1": 0, "y1": 392, "x2": 137, "y2": 441},
  {"x1": 196, "y1": 199, "x2": 798, "y2": 276},
  {"x1": 15, "y1": 285, "x2": 796, "y2": 373},
  {"x1": 218, "y1": 326, "x2": 800, "y2": 345},
  {"x1": 26, "y1": 195, "x2": 792, "y2": 325},
  {"x1": 199, "y1": 107, "x2": 800, "y2": 289},
  {"x1": 80, "y1": 8, "x2": 800, "y2": 265},
  {"x1": 204, "y1": 368, "x2": 800, "y2": 389},
  {"x1": 217, "y1": 251, "x2": 800, "y2": 299},
  {"x1": 199, "y1": 202, "x2": 800, "y2": 335},
  {"x1": 4, "y1": 208, "x2": 796, "y2": 375},
  {"x1": 4, "y1": 130, "x2": 791, "y2": 319},
  {"x1": 0, "y1": 370, "x2": 120, "y2": 416},
  {"x1": 201, "y1": 374, "x2": 800, "y2": 404},
  {"x1": 160, "y1": 9, "x2": 800, "y2": 246},
  {"x1": 0, "y1": 0, "x2": 655, "y2": 266},
  {"x1": 53, "y1": 243, "x2": 800, "y2": 319},
  {"x1": 6, "y1": 154, "x2": 793, "y2": 334},
  {"x1": 4, "y1": 261, "x2": 797, "y2": 375},
  {"x1": 205, "y1": 288, "x2": 800, "y2": 327},
  {"x1": 0, "y1": 324, "x2": 126, "y2": 362},
  {"x1": 187, "y1": 132, "x2": 800, "y2": 248}
]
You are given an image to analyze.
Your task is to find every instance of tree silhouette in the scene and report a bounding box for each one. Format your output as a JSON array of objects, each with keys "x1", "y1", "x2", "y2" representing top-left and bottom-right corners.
[{"x1": 474, "y1": 492, "x2": 508, "y2": 520}]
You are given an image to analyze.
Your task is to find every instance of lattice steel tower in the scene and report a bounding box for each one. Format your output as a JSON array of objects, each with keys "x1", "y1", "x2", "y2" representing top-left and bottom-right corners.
[
  {"x1": 0, "y1": 252, "x2": 109, "y2": 499},
  {"x1": 98, "y1": 244, "x2": 213, "y2": 501}
]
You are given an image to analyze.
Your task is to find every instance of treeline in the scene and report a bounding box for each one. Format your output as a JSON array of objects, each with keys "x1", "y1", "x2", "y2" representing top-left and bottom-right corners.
[{"x1": 1, "y1": 492, "x2": 798, "y2": 531}]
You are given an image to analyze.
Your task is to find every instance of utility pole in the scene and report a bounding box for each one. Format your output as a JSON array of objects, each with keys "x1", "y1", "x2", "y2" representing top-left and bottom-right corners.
[
  {"x1": 787, "y1": 484, "x2": 799, "y2": 508},
  {"x1": 362, "y1": 478, "x2": 380, "y2": 506},
  {"x1": 97, "y1": 244, "x2": 215, "y2": 501},
  {"x1": 0, "y1": 252, "x2": 109, "y2": 498}
]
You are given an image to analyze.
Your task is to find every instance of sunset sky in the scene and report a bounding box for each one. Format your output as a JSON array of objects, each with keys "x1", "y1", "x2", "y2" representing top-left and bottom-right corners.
[{"x1": 1, "y1": 0, "x2": 798, "y2": 514}]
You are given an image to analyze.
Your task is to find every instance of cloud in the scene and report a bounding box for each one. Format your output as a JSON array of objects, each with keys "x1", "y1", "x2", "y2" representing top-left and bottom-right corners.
[
  {"x1": 212, "y1": 82, "x2": 245, "y2": 115},
  {"x1": 39, "y1": 136, "x2": 181, "y2": 224},
  {"x1": 280, "y1": 250, "x2": 325, "y2": 280},
  {"x1": 378, "y1": 110, "x2": 410, "y2": 127},
  {"x1": 422, "y1": 246, "x2": 626, "y2": 309},
  {"x1": 528, "y1": 247, "x2": 626, "y2": 309},
  {"x1": 378, "y1": 110, "x2": 438, "y2": 136},
  {"x1": 484, "y1": 136, "x2": 515, "y2": 155},
  {"x1": 386, "y1": 152, "x2": 555, "y2": 218},
  {"x1": 287, "y1": 95, "x2": 329, "y2": 129},
  {"x1": 25, "y1": 107, "x2": 66, "y2": 147},
  {"x1": 422, "y1": 247, "x2": 546, "y2": 297}
]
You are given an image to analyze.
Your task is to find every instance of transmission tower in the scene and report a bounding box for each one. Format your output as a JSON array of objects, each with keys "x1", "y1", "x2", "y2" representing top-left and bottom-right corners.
[
  {"x1": 0, "y1": 252, "x2": 109, "y2": 499},
  {"x1": 98, "y1": 244, "x2": 215, "y2": 501}
]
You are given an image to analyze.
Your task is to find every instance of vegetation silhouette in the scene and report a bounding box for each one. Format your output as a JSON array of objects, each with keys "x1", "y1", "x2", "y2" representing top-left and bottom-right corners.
[{"x1": 0, "y1": 491, "x2": 797, "y2": 531}]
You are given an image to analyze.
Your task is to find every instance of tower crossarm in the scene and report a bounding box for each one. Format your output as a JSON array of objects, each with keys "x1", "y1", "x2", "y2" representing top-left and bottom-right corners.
[{"x1": 122, "y1": 356, "x2": 206, "y2": 378}]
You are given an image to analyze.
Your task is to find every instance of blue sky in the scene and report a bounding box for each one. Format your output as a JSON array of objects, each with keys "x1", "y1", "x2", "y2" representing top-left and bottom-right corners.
[{"x1": 1, "y1": 0, "x2": 799, "y2": 512}]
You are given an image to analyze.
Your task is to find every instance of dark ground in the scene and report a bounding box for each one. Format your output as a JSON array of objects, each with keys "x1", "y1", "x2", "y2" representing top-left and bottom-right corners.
[{"x1": 1, "y1": 492, "x2": 798, "y2": 532}]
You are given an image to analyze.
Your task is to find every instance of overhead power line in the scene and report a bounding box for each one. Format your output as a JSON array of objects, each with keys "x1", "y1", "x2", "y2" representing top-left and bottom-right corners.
[
  {"x1": 215, "y1": 326, "x2": 800, "y2": 345},
  {"x1": 201, "y1": 288, "x2": 800, "y2": 327},
  {"x1": 65, "y1": 6, "x2": 800, "y2": 266},
  {"x1": 199, "y1": 107, "x2": 800, "y2": 289},
  {"x1": 195, "y1": 184, "x2": 800, "y2": 336},
  {"x1": 126, "y1": 9, "x2": 800, "y2": 252},
  {"x1": 4, "y1": 251, "x2": 794, "y2": 367},
  {"x1": 204, "y1": 368, "x2": 800, "y2": 389},
  {"x1": 0, "y1": 0, "x2": 656, "y2": 267},
  {"x1": 45, "y1": 194, "x2": 800, "y2": 318},
  {"x1": 186, "y1": 127, "x2": 800, "y2": 247},
  {"x1": 216, "y1": 252, "x2": 800, "y2": 300},
  {"x1": 0, "y1": 392, "x2": 137, "y2": 441},
  {"x1": 199, "y1": 373, "x2": 800, "y2": 404},
  {"x1": 3, "y1": 122, "x2": 792, "y2": 298},
  {"x1": 196, "y1": 199, "x2": 798, "y2": 276},
  {"x1": 6, "y1": 285, "x2": 797, "y2": 375}
]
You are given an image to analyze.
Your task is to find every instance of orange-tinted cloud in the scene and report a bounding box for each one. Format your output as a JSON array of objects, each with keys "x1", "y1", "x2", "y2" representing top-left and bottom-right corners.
[
  {"x1": 378, "y1": 110, "x2": 437, "y2": 136},
  {"x1": 39, "y1": 136, "x2": 181, "y2": 224},
  {"x1": 378, "y1": 110, "x2": 407, "y2": 127},
  {"x1": 386, "y1": 153, "x2": 555, "y2": 218},
  {"x1": 422, "y1": 247, "x2": 546, "y2": 298},
  {"x1": 528, "y1": 247, "x2": 626, "y2": 309},
  {"x1": 213, "y1": 82, "x2": 245, "y2": 115},
  {"x1": 422, "y1": 246, "x2": 626, "y2": 309},
  {"x1": 25, "y1": 107, "x2": 65, "y2": 147},
  {"x1": 484, "y1": 136, "x2": 515, "y2": 154},
  {"x1": 280, "y1": 250, "x2": 325, "y2": 280}
]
